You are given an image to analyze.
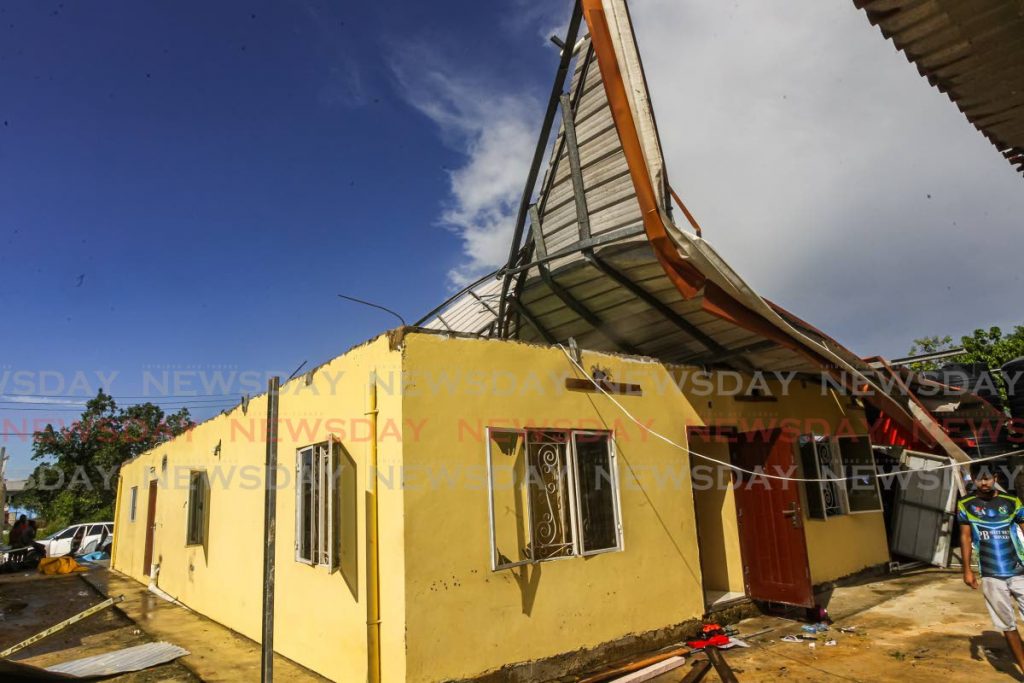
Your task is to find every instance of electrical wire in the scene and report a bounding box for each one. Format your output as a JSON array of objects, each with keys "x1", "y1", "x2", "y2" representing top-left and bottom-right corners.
[
  {"x1": 0, "y1": 395, "x2": 240, "y2": 405},
  {"x1": 557, "y1": 344, "x2": 1021, "y2": 483},
  {"x1": 0, "y1": 403, "x2": 238, "y2": 412},
  {"x1": 0, "y1": 392, "x2": 235, "y2": 400}
]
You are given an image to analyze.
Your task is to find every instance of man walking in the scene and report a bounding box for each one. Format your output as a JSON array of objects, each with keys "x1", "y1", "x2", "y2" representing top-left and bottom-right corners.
[{"x1": 960, "y1": 463, "x2": 1024, "y2": 675}]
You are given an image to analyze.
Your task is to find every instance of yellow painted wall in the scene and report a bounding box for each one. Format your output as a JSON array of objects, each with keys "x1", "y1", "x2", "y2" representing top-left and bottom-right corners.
[
  {"x1": 111, "y1": 330, "x2": 891, "y2": 683},
  {"x1": 399, "y1": 335, "x2": 707, "y2": 682},
  {"x1": 679, "y1": 371, "x2": 890, "y2": 585},
  {"x1": 112, "y1": 335, "x2": 407, "y2": 682},
  {"x1": 688, "y1": 437, "x2": 745, "y2": 595}
]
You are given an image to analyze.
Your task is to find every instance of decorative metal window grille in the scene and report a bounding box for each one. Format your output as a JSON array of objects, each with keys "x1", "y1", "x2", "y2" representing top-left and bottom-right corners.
[
  {"x1": 799, "y1": 435, "x2": 882, "y2": 519},
  {"x1": 296, "y1": 440, "x2": 337, "y2": 568},
  {"x1": 486, "y1": 427, "x2": 623, "y2": 571}
]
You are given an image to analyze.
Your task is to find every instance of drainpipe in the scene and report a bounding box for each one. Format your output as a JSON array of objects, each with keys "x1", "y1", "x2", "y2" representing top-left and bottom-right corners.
[{"x1": 365, "y1": 372, "x2": 381, "y2": 683}]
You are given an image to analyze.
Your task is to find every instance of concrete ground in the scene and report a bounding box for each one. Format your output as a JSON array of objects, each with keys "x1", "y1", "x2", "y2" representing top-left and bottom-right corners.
[
  {"x1": 0, "y1": 565, "x2": 325, "y2": 682},
  {"x1": 81, "y1": 568, "x2": 327, "y2": 683},
  {"x1": 0, "y1": 567, "x2": 197, "y2": 681},
  {"x1": 3, "y1": 563, "x2": 1018, "y2": 682},
  {"x1": 649, "y1": 568, "x2": 1024, "y2": 682}
]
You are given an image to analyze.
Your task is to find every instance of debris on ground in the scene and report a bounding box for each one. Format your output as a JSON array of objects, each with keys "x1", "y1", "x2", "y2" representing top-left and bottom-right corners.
[
  {"x1": 0, "y1": 595, "x2": 125, "y2": 658},
  {"x1": 38, "y1": 557, "x2": 87, "y2": 576}
]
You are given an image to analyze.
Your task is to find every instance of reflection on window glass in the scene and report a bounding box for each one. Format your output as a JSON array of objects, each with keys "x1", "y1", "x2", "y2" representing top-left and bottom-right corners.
[{"x1": 574, "y1": 433, "x2": 618, "y2": 553}]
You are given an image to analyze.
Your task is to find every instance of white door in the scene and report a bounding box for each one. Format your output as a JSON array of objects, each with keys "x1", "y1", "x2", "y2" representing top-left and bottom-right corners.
[
  {"x1": 890, "y1": 452, "x2": 958, "y2": 567},
  {"x1": 47, "y1": 526, "x2": 77, "y2": 556}
]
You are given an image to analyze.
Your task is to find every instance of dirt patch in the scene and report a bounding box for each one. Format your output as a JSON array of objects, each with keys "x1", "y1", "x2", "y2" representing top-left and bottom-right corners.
[
  {"x1": 661, "y1": 571, "x2": 1024, "y2": 682},
  {"x1": 0, "y1": 571, "x2": 196, "y2": 681}
]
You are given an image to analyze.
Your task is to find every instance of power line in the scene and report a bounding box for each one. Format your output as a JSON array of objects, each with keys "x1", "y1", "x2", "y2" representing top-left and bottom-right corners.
[
  {"x1": 0, "y1": 395, "x2": 240, "y2": 405},
  {"x1": 556, "y1": 344, "x2": 1017, "y2": 483},
  {"x1": 0, "y1": 392, "x2": 236, "y2": 400},
  {"x1": 0, "y1": 403, "x2": 239, "y2": 413}
]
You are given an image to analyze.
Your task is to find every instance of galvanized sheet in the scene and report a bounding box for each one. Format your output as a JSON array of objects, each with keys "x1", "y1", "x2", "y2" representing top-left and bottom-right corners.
[
  {"x1": 45, "y1": 642, "x2": 189, "y2": 677},
  {"x1": 854, "y1": 0, "x2": 1024, "y2": 175}
]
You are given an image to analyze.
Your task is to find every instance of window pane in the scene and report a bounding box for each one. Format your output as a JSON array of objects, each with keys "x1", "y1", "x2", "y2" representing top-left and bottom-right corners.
[
  {"x1": 487, "y1": 429, "x2": 531, "y2": 568},
  {"x1": 797, "y1": 436, "x2": 826, "y2": 519},
  {"x1": 526, "y1": 431, "x2": 574, "y2": 560},
  {"x1": 317, "y1": 443, "x2": 329, "y2": 566},
  {"x1": 815, "y1": 438, "x2": 845, "y2": 516},
  {"x1": 187, "y1": 472, "x2": 206, "y2": 545},
  {"x1": 299, "y1": 449, "x2": 314, "y2": 562},
  {"x1": 838, "y1": 438, "x2": 881, "y2": 512},
  {"x1": 573, "y1": 433, "x2": 618, "y2": 553}
]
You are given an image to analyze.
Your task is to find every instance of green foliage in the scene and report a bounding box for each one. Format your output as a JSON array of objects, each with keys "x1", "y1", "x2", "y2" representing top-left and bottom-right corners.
[
  {"x1": 907, "y1": 335, "x2": 956, "y2": 372},
  {"x1": 22, "y1": 391, "x2": 194, "y2": 528},
  {"x1": 908, "y1": 325, "x2": 1024, "y2": 399}
]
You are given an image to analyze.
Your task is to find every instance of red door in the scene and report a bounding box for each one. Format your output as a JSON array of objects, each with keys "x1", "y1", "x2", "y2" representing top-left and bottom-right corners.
[
  {"x1": 731, "y1": 429, "x2": 814, "y2": 607},
  {"x1": 142, "y1": 480, "x2": 158, "y2": 577}
]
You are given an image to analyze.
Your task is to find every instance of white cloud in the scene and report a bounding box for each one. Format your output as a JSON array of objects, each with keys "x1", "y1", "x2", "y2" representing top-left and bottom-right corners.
[
  {"x1": 629, "y1": 0, "x2": 1024, "y2": 355},
  {"x1": 392, "y1": 49, "x2": 541, "y2": 287},
  {"x1": 0, "y1": 395, "x2": 85, "y2": 405},
  {"x1": 399, "y1": 0, "x2": 1024, "y2": 353}
]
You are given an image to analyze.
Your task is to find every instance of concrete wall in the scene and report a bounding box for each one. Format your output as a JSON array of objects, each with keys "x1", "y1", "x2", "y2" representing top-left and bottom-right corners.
[
  {"x1": 111, "y1": 330, "x2": 890, "y2": 682},
  {"x1": 399, "y1": 335, "x2": 707, "y2": 682},
  {"x1": 112, "y1": 335, "x2": 407, "y2": 682},
  {"x1": 678, "y1": 371, "x2": 890, "y2": 585},
  {"x1": 688, "y1": 436, "x2": 745, "y2": 596}
]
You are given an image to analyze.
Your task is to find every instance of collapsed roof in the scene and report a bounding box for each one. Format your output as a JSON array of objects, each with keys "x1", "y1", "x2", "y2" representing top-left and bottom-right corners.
[
  {"x1": 853, "y1": 0, "x2": 1024, "y2": 177},
  {"x1": 416, "y1": 0, "x2": 971, "y2": 459}
]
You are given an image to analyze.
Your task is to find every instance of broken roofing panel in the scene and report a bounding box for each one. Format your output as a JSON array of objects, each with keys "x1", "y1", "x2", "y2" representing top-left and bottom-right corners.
[
  {"x1": 417, "y1": 0, "x2": 972, "y2": 457},
  {"x1": 853, "y1": 0, "x2": 1024, "y2": 176}
]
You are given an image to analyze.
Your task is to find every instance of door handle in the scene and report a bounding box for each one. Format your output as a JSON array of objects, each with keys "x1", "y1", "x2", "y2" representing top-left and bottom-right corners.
[{"x1": 782, "y1": 503, "x2": 802, "y2": 528}]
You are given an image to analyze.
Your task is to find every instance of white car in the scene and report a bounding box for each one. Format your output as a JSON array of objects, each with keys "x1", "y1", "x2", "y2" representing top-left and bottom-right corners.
[{"x1": 42, "y1": 522, "x2": 114, "y2": 557}]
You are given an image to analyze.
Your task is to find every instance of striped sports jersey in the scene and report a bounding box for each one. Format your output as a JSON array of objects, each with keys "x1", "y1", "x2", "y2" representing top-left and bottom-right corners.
[{"x1": 958, "y1": 493, "x2": 1024, "y2": 578}]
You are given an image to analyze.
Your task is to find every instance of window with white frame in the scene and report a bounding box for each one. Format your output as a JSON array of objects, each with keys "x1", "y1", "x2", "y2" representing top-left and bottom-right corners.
[
  {"x1": 798, "y1": 435, "x2": 882, "y2": 519},
  {"x1": 837, "y1": 437, "x2": 883, "y2": 513},
  {"x1": 186, "y1": 471, "x2": 209, "y2": 546},
  {"x1": 296, "y1": 440, "x2": 338, "y2": 568},
  {"x1": 486, "y1": 428, "x2": 623, "y2": 570},
  {"x1": 129, "y1": 486, "x2": 138, "y2": 522}
]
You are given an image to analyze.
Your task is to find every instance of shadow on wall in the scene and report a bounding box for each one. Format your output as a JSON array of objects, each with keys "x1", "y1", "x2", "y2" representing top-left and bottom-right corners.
[{"x1": 339, "y1": 443, "x2": 358, "y2": 599}]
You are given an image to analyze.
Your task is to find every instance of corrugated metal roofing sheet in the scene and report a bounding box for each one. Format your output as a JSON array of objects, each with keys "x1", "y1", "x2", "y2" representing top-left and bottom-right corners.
[
  {"x1": 418, "y1": 2, "x2": 817, "y2": 373},
  {"x1": 854, "y1": 0, "x2": 1024, "y2": 176},
  {"x1": 45, "y1": 642, "x2": 189, "y2": 678}
]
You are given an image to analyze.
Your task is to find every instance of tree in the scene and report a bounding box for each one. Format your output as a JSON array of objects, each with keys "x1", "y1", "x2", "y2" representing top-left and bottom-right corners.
[
  {"x1": 907, "y1": 325, "x2": 1024, "y2": 398},
  {"x1": 907, "y1": 335, "x2": 957, "y2": 372},
  {"x1": 23, "y1": 391, "x2": 194, "y2": 526}
]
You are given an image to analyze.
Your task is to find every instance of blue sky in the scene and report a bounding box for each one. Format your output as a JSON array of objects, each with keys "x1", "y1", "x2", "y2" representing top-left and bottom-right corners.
[
  {"x1": 2, "y1": 0, "x2": 1022, "y2": 478},
  {"x1": 0, "y1": 0, "x2": 561, "y2": 476}
]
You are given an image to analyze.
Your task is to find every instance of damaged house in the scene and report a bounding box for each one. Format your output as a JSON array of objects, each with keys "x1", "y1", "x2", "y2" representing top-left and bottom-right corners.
[{"x1": 110, "y1": 0, "x2": 986, "y2": 680}]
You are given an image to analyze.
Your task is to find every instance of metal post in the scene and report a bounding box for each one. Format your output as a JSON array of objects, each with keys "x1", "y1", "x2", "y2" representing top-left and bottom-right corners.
[
  {"x1": 261, "y1": 377, "x2": 280, "y2": 683},
  {"x1": 496, "y1": 0, "x2": 584, "y2": 335},
  {"x1": 365, "y1": 373, "x2": 381, "y2": 683},
  {"x1": 0, "y1": 446, "x2": 7, "y2": 540}
]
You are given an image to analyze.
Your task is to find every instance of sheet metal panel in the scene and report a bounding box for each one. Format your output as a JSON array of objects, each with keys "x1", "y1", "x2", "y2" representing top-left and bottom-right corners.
[
  {"x1": 890, "y1": 451, "x2": 957, "y2": 566},
  {"x1": 854, "y1": 0, "x2": 1024, "y2": 175},
  {"x1": 46, "y1": 642, "x2": 189, "y2": 677}
]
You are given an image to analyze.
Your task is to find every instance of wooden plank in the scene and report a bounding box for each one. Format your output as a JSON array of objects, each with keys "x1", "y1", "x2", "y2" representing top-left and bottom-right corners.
[
  {"x1": 705, "y1": 648, "x2": 739, "y2": 683},
  {"x1": 566, "y1": 377, "x2": 642, "y2": 396},
  {"x1": 611, "y1": 655, "x2": 687, "y2": 683},
  {"x1": 679, "y1": 659, "x2": 712, "y2": 683}
]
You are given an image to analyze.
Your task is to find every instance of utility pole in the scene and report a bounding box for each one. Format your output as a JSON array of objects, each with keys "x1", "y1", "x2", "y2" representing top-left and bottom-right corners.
[
  {"x1": 0, "y1": 446, "x2": 8, "y2": 540},
  {"x1": 261, "y1": 378, "x2": 280, "y2": 683}
]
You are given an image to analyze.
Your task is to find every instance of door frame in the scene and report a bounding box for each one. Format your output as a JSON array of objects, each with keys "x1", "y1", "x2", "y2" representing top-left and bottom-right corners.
[{"x1": 142, "y1": 480, "x2": 158, "y2": 578}]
